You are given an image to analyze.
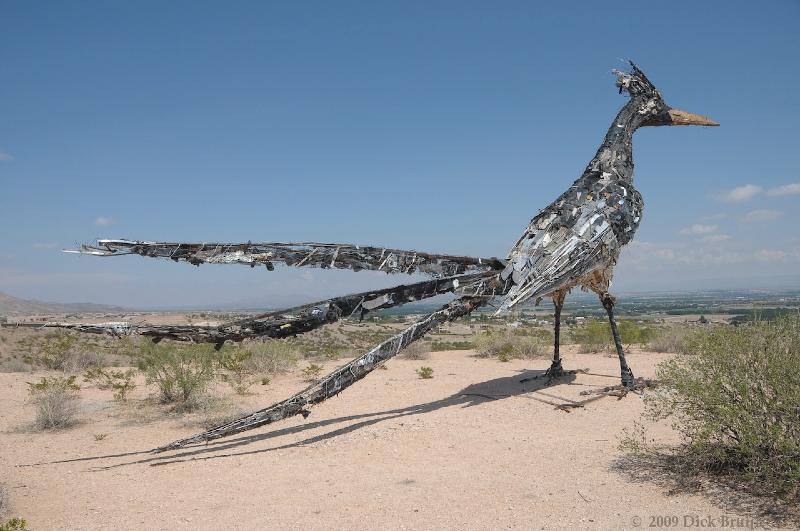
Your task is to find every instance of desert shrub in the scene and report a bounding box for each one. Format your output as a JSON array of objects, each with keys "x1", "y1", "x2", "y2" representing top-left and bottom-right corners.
[
  {"x1": 0, "y1": 518, "x2": 29, "y2": 531},
  {"x1": 135, "y1": 342, "x2": 215, "y2": 405},
  {"x1": 646, "y1": 326, "x2": 696, "y2": 354},
  {"x1": 218, "y1": 345, "x2": 255, "y2": 394},
  {"x1": 26, "y1": 375, "x2": 80, "y2": 430},
  {"x1": 301, "y1": 363, "x2": 323, "y2": 381},
  {"x1": 416, "y1": 366, "x2": 434, "y2": 379},
  {"x1": 622, "y1": 316, "x2": 800, "y2": 500},
  {"x1": 19, "y1": 331, "x2": 79, "y2": 370},
  {"x1": 83, "y1": 367, "x2": 137, "y2": 401},
  {"x1": 473, "y1": 331, "x2": 546, "y2": 361},
  {"x1": 429, "y1": 340, "x2": 474, "y2": 351},
  {"x1": 244, "y1": 341, "x2": 299, "y2": 374},
  {"x1": 616, "y1": 320, "x2": 656, "y2": 346},
  {"x1": 16, "y1": 332, "x2": 109, "y2": 372},
  {"x1": 398, "y1": 342, "x2": 430, "y2": 360},
  {"x1": 571, "y1": 319, "x2": 609, "y2": 353},
  {"x1": 572, "y1": 319, "x2": 653, "y2": 353}
]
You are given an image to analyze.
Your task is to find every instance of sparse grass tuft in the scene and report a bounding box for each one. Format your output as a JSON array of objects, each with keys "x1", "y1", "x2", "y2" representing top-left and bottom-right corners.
[{"x1": 26, "y1": 375, "x2": 81, "y2": 430}]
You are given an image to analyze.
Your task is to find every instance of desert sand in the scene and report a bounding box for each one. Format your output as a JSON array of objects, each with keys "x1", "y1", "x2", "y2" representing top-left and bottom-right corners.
[{"x1": 0, "y1": 349, "x2": 785, "y2": 530}]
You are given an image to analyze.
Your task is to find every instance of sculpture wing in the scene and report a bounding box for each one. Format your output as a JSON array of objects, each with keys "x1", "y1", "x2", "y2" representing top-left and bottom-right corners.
[{"x1": 499, "y1": 177, "x2": 642, "y2": 311}]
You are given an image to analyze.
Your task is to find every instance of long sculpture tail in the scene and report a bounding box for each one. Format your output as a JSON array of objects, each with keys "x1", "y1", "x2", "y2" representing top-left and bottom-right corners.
[{"x1": 152, "y1": 295, "x2": 490, "y2": 453}]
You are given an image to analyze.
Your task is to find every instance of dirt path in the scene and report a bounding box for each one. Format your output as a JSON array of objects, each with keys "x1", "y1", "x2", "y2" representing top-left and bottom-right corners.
[{"x1": 0, "y1": 350, "x2": 783, "y2": 530}]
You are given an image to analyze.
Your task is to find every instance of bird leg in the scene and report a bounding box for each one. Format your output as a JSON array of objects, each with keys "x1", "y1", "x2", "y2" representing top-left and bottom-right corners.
[
  {"x1": 521, "y1": 291, "x2": 579, "y2": 384},
  {"x1": 600, "y1": 292, "x2": 635, "y2": 389}
]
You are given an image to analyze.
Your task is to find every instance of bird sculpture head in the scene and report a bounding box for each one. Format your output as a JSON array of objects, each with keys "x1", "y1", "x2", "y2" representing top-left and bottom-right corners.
[{"x1": 614, "y1": 61, "x2": 718, "y2": 127}]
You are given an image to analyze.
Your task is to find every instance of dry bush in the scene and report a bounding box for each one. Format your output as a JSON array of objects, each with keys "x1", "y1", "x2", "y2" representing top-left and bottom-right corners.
[
  {"x1": 26, "y1": 376, "x2": 81, "y2": 430},
  {"x1": 473, "y1": 331, "x2": 546, "y2": 361},
  {"x1": 398, "y1": 342, "x2": 430, "y2": 360}
]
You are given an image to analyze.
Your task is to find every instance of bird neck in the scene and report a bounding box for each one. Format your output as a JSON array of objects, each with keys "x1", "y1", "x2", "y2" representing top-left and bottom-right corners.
[{"x1": 585, "y1": 97, "x2": 650, "y2": 184}]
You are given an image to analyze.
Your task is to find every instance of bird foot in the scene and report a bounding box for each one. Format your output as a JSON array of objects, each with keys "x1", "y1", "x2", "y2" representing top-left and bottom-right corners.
[
  {"x1": 579, "y1": 376, "x2": 655, "y2": 398},
  {"x1": 520, "y1": 361, "x2": 584, "y2": 384}
]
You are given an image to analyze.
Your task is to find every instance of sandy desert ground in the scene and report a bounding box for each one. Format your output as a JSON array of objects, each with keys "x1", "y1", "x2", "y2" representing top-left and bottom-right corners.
[{"x1": 0, "y1": 348, "x2": 792, "y2": 530}]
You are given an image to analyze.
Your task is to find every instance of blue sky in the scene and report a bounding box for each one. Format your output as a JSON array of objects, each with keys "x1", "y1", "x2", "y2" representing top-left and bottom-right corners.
[{"x1": 1, "y1": 1, "x2": 799, "y2": 308}]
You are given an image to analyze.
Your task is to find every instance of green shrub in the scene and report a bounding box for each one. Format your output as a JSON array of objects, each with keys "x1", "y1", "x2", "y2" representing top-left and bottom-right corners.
[
  {"x1": 572, "y1": 319, "x2": 654, "y2": 353},
  {"x1": 571, "y1": 319, "x2": 609, "y2": 353},
  {"x1": 83, "y1": 367, "x2": 137, "y2": 401},
  {"x1": 301, "y1": 363, "x2": 323, "y2": 382},
  {"x1": 416, "y1": 366, "x2": 434, "y2": 379},
  {"x1": 617, "y1": 320, "x2": 656, "y2": 345},
  {"x1": 26, "y1": 376, "x2": 81, "y2": 430},
  {"x1": 135, "y1": 342, "x2": 215, "y2": 405},
  {"x1": 218, "y1": 345, "x2": 255, "y2": 394},
  {"x1": 623, "y1": 316, "x2": 800, "y2": 500},
  {"x1": 473, "y1": 331, "x2": 546, "y2": 360}
]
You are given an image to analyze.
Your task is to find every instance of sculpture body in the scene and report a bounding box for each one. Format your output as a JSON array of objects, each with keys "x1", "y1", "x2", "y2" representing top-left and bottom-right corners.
[{"x1": 50, "y1": 63, "x2": 717, "y2": 451}]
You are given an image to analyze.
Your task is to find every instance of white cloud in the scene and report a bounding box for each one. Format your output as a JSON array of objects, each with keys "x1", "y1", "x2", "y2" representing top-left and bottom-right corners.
[
  {"x1": 95, "y1": 216, "x2": 116, "y2": 226},
  {"x1": 741, "y1": 209, "x2": 782, "y2": 223},
  {"x1": 679, "y1": 224, "x2": 718, "y2": 235},
  {"x1": 766, "y1": 183, "x2": 800, "y2": 197},
  {"x1": 701, "y1": 234, "x2": 731, "y2": 242},
  {"x1": 715, "y1": 184, "x2": 762, "y2": 202},
  {"x1": 0, "y1": 150, "x2": 13, "y2": 161},
  {"x1": 754, "y1": 249, "x2": 787, "y2": 263}
]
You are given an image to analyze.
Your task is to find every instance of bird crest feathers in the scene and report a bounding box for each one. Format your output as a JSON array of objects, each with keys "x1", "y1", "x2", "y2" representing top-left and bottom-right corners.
[{"x1": 613, "y1": 61, "x2": 662, "y2": 99}]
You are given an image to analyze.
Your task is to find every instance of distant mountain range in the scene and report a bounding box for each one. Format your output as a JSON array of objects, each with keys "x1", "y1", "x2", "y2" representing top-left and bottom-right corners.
[{"x1": 0, "y1": 292, "x2": 127, "y2": 315}]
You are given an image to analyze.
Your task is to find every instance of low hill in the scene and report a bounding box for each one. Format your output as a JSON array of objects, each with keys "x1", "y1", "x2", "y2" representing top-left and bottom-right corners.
[{"x1": 0, "y1": 292, "x2": 127, "y2": 315}]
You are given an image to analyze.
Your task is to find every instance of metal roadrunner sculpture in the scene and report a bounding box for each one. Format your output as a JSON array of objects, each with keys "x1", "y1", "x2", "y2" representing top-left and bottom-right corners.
[{"x1": 61, "y1": 63, "x2": 718, "y2": 452}]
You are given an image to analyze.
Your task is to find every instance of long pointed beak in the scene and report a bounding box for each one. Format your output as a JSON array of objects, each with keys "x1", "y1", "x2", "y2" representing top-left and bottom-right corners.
[{"x1": 667, "y1": 108, "x2": 719, "y2": 126}]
